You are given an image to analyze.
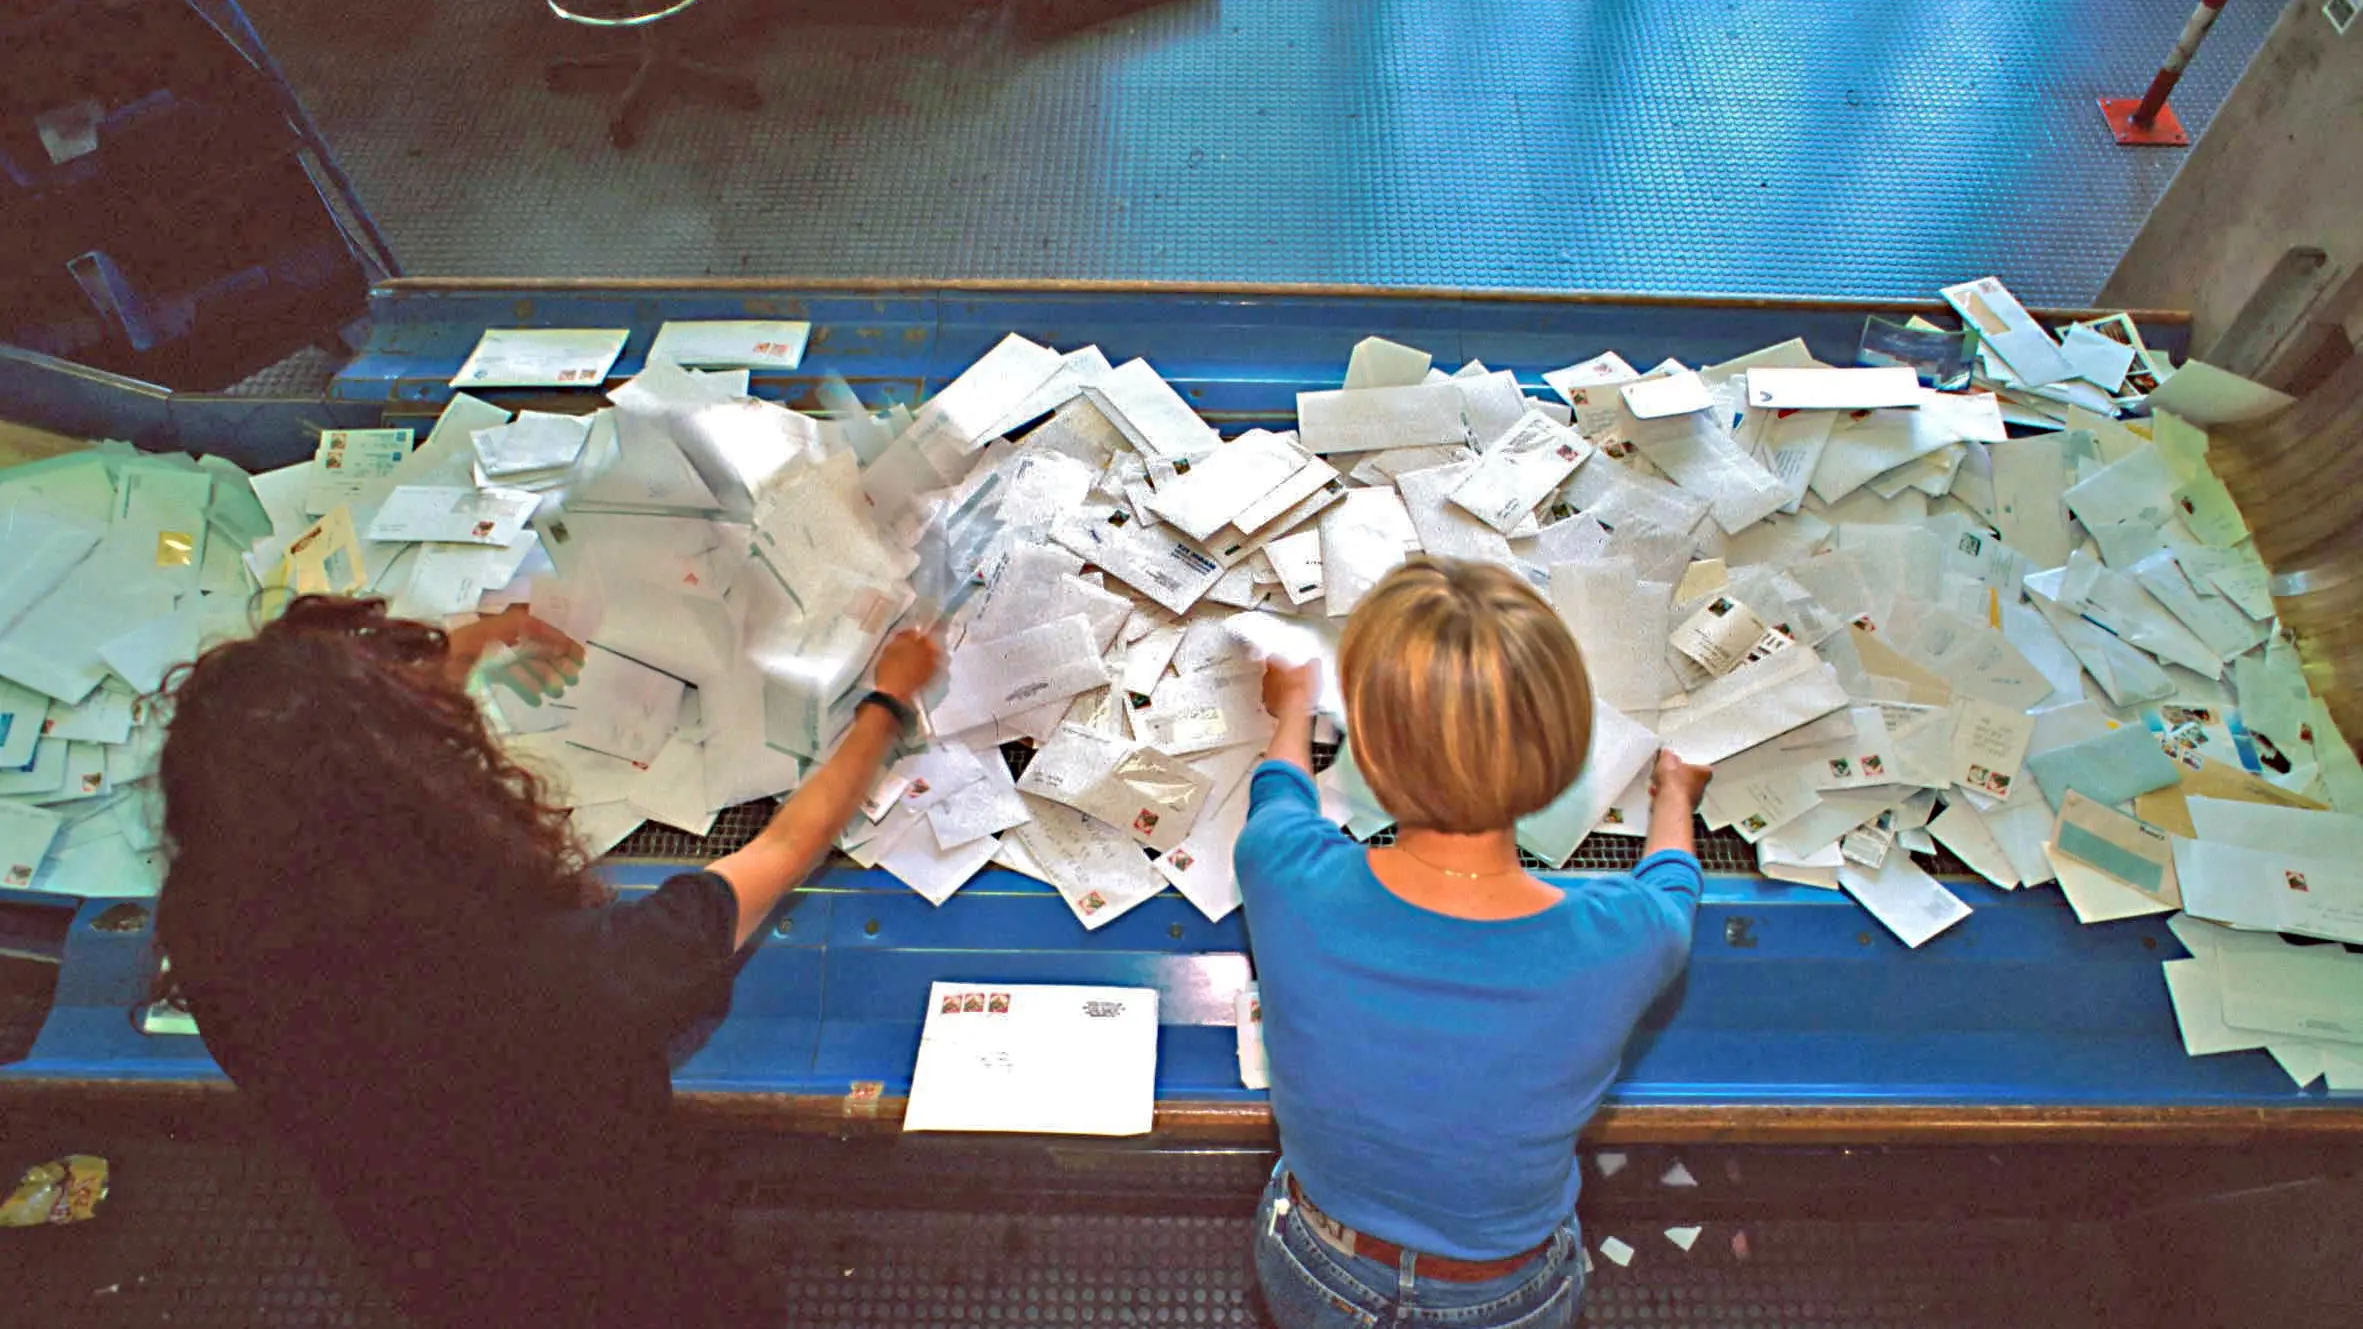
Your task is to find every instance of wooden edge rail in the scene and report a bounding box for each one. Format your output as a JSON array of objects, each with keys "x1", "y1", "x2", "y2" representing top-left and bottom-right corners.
[{"x1": 9, "y1": 1077, "x2": 2361, "y2": 1146}]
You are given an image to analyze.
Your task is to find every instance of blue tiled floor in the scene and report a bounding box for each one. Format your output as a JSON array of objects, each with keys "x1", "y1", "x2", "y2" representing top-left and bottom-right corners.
[{"x1": 247, "y1": 0, "x2": 2272, "y2": 302}]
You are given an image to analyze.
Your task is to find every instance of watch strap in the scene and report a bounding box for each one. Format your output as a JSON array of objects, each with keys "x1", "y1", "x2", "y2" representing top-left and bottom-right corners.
[{"x1": 857, "y1": 689, "x2": 917, "y2": 732}]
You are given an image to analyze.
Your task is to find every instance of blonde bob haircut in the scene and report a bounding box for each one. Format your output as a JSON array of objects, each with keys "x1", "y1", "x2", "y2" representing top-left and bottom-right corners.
[{"x1": 1339, "y1": 558, "x2": 1594, "y2": 834}]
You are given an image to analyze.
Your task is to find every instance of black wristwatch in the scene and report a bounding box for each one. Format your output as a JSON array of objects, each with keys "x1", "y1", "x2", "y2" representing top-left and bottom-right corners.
[{"x1": 857, "y1": 689, "x2": 918, "y2": 734}]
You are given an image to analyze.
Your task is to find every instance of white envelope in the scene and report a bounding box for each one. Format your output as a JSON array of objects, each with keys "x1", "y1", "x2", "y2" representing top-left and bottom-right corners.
[
  {"x1": 1015, "y1": 723, "x2": 1212, "y2": 853},
  {"x1": 397, "y1": 532, "x2": 545, "y2": 620},
  {"x1": 1759, "y1": 409, "x2": 1840, "y2": 512},
  {"x1": 1810, "y1": 393, "x2": 2001, "y2": 503},
  {"x1": 2160, "y1": 958, "x2": 2271, "y2": 1057},
  {"x1": 2058, "y1": 551, "x2": 2223, "y2": 678},
  {"x1": 471, "y1": 411, "x2": 591, "y2": 479},
  {"x1": 1083, "y1": 357, "x2": 1220, "y2": 462},
  {"x1": 927, "y1": 749, "x2": 1031, "y2": 850},
  {"x1": 1548, "y1": 560, "x2": 1671, "y2": 717},
  {"x1": 2064, "y1": 443, "x2": 2178, "y2": 534},
  {"x1": 1144, "y1": 432, "x2": 1312, "y2": 541},
  {"x1": 34, "y1": 685, "x2": 130, "y2": 747},
  {"x1": 1053, "y1": 510, "x2": 1226, "y2": 616},
  {"x1": 304, "y1": 428, "x2": 414, "y2": 518},
  {"x1": 1928, "y1": 799, "x2": 2020, "y2": 888},
  {"x1": 930, "y1": 614, "x2": 1107, "y2": 737},
  {"x1": 1657, "y1": 646, "x2": 1848, "y2": 765},
  {"x1": 1542, "y1": 352, "x2": 1639, "y2": 407},
  {"x1": 97, "y1": 601, "x2": 202, "y2": 695},
  {"x1": 903, "y1": 982, "x2": 1157, "y2": 1135},
  {"x1": 2176, "y1": 838, "x2": 2360, "y2": 944},
  {"x1": 1394, "y1": 461, "x2": 1516, "y2": 566},
  {"x1": 1446, "y1": 413, "x2": 1591, "y2": 533},
  {"x1": 1296, "y1": 383, "x2": 1471, "y2": 455},
  {"x1": 559, "y1": 645, "x2": 687, "y2": 766},
  {"x1": 1625, "y1": 411, "x2": 1788, "y2": 534},
  {"x1": 2059, "y1": 325, "x2": 2137, "y2": 392},
  {"x1": 1009, "y1": 798, "x2": 1173, "y2": 930},
  {"x1": 1562, "y1": 451, "x2": 1710, "y2": 539},
  {"x1": 645, "y1": 319, "x2": 810, "y2": 370},
  {"x1": 625, "y1": 733, "x2": 713, "y2": 837},
  {"x1": 875, "y1": 813, "x2": 1000, "y2": 906},
  {"x1": 2128, "y1": 550, "x2": 2258, "y2": 662},
  {"x1": 367, "y1": 486, "x2": 539, "y2": 546},
  {"x1": 2215, "y1": 946, "x2": 2363, "y2": 1048},
  {"x1": 1513, "y1": 699, "x2": 1660, "y2": 867},
  {"x1": 1262, "y1": 530, "x2": 1325, "y2": 605},
  {"x1": 586, "y1": 573, "x2": 739, "y2": 689},
  {"x1": 1154, "y1": 767, "x2": 1256, "y2": 921},
  {"x1": 0, "y1": 798, "x2": 64, "y2": 889},
  {"x1": 2024, "y1": 574, "x2": 2175, "y2": 707},
  {"x1": 1745, "y1": 366, "x2": 1922, "y2": 410},
  {"x1": 1453, "y1": 370, "x2": 1530, "y2": 448},
  {"x1": 1131, "y1": 663, "x2": 1272, "y2": 756},
  {"x1": 0, "y1": 560, "x2": 175, "y2": 706},
  {"x1": 1986, "y1": 435, "x2": 2073, "y2": 570},
  {"x1": 1840, "y1": 853, "x2": 1971, "y2": 948},
  {"x1": 452, "y1": 328, "x2": 628, "y2": 389},
  {"x1": 1319, "y1": 487, "x2": 1419, "y2": 616}
]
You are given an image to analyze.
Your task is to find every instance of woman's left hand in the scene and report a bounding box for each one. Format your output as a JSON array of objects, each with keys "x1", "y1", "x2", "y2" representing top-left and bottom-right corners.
[{"x1": 445, "y1": 606, "x2": 585, "y2": 703}]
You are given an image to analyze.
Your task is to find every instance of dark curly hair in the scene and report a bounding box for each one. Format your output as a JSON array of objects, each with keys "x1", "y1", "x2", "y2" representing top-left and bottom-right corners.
[{"x1": 156, "y1": 596, "x2": 608, "y2": 989}]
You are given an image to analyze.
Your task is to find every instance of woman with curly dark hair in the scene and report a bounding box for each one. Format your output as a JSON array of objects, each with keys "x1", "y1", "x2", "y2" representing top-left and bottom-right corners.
[{"x1": 157, "y1": 595, "x2": 941, "y2": 1328}]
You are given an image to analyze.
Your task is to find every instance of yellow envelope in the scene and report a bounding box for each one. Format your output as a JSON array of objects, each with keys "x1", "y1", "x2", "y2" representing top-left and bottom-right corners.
[{"x1": 282, "y1": 506, "x2": 369, "y2": 596}]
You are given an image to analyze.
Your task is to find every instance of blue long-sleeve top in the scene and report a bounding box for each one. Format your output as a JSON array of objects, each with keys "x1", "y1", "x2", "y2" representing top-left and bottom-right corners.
[{"x1": 1234, "y1": 760, "x2": 1702, "y2": 1260}]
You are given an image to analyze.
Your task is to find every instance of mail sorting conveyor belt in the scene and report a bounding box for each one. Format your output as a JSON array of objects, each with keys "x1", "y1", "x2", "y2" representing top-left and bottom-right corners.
[{"x1": 4, "y1": 279, "x2": 2358, "y2": 1142}]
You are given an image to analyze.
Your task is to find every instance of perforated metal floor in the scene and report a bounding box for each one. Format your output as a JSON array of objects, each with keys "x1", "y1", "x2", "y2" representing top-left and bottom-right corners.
[
  {"x1": 10, "y1": 1131, "x2": 2140, "y2": 1327},
  {"x1": 237, "y1": 0, "x2": 2272, "y2": 302}
]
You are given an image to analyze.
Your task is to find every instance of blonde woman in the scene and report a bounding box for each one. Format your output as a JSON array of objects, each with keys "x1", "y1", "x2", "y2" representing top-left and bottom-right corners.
[{"x1": 1238, "y1": 558, "x2": 1712, "y2": 1329}]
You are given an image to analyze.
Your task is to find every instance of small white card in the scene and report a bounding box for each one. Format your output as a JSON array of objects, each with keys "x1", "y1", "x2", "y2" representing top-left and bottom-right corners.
[{"x1": 1619, "y1": 370, "x2": 1713, "y2": 419}]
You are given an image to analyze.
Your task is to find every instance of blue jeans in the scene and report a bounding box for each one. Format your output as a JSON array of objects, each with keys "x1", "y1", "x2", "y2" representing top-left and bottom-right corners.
[{"x1": 1251, "y1": 1165, "x2": 1583, "y2": 1329}]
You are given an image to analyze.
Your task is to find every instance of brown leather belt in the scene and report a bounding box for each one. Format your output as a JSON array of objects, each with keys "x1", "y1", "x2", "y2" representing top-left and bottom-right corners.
[{"x1": 1284, "y1": 1174, "x2": 1553, "y2": 1284}]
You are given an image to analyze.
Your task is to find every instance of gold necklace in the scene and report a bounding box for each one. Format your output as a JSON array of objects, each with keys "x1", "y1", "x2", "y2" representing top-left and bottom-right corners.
[{"x1": 1392, "y1": 841, "x2": 1526, "y2": 880}]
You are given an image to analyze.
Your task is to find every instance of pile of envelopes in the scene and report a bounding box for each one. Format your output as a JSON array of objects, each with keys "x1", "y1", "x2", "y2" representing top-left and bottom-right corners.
[{"x1": 6, "y1": 288, "x2": 2363, "y2": 1081}]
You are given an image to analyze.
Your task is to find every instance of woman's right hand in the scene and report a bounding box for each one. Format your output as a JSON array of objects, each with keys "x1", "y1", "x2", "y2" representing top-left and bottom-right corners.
[
  {"x1": 873, "y1": 629, "x2": 945, "y2": 705},
  {"x1": 1651, "y1": 748, "x2": 1713, "y2": 808},
  {"x1": 1261, "y1": 660, "x2": 1320, "y2": 720}
]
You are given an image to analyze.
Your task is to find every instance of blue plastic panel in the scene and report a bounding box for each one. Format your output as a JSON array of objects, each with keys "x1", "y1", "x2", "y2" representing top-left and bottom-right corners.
[
  {"x1": 4, "y1": 862, "x2": 2321, "y2": 1112},
  {"x1": 332, "y1": 281, "x2": 2195, "y2": 434}
]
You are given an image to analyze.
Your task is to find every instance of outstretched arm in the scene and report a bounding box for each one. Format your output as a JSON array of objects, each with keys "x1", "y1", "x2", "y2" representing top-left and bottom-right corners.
[
  {"x1": 708, "y1": 630, "x2": 943, "y2": 947},
  {"x1": 1259, "y1": 660, "x2": 1320, "y2": 775},
  {"x1": 1644, "y1": 748, "x2": 1713, "y2": 860}
]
